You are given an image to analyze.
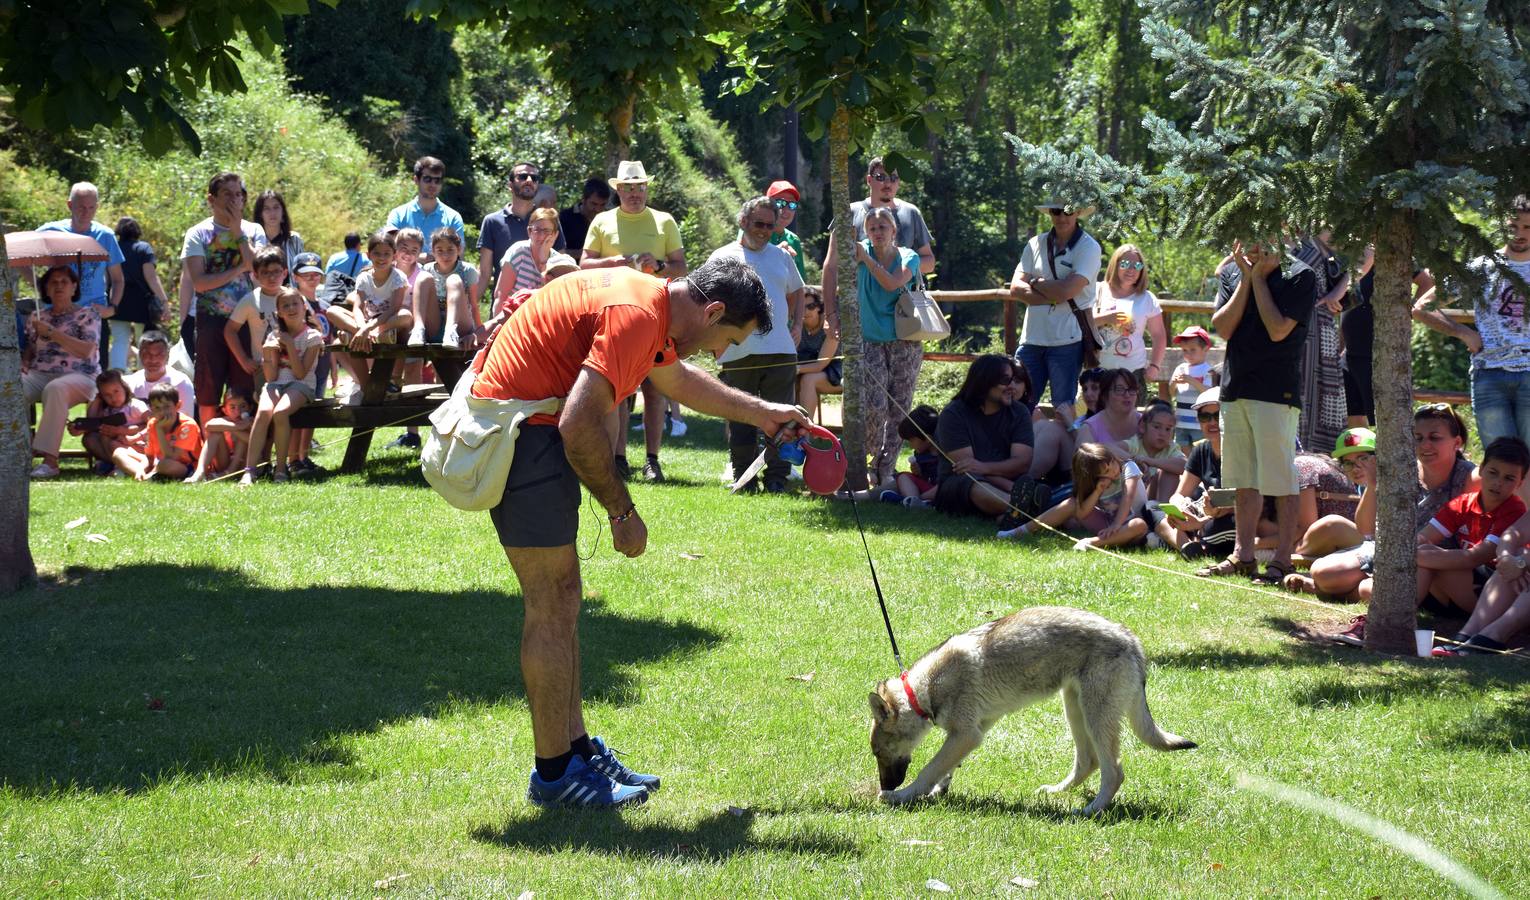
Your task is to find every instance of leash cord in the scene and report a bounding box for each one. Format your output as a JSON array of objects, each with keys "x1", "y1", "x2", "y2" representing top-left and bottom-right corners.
[{"x1": 847, "y1": 490, "x2": 905, "y2": 672}]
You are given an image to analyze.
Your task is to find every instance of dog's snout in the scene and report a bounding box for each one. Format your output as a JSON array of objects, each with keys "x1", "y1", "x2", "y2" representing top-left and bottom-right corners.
[{"x1": 878, "y1": 757, "x2": 910, "y2": 790}]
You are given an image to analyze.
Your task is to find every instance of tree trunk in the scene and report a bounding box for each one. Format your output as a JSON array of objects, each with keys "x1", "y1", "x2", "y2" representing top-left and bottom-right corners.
[
  {"x1": 605, "y1": 92, "x2": 636, "y2": 171},
  {"x1": 1364, "y1": 212, "x2": 1419, "y2": 654},
  {"x1": 0, "y1": 225, "x2": 37, "y2": 592},
  {"x1": 827, "y1": 107, "x2": 867, "y2": 490}
]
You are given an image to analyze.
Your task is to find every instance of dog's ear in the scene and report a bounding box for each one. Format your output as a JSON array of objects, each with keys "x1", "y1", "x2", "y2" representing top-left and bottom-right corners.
[{"x1": 868, "y1": 689, "x2": 893, "y2": 722}]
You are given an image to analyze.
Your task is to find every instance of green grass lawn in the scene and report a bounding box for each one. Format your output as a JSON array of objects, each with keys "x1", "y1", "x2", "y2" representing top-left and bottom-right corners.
[{"x1": 5, "y1": 416, "x2": 1528, "y2": 897}]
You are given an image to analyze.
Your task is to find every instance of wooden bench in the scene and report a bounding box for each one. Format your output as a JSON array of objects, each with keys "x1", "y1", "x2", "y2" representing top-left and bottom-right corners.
[{"x1": 287, "y1": 343, "x2": 471, "y2": 472}]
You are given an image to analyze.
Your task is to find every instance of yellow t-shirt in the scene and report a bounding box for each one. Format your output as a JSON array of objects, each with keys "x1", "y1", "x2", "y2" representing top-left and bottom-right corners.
[{"x1": 583, "y1": 207, "x2": 683, "y2": 261}]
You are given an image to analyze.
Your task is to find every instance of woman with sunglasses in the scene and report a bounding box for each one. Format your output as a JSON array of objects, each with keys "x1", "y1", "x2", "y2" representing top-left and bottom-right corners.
[
  {"x1": 854, "y1": 205, "x2": 924, "y2": 486},
  {"x1": 1095, "y1": 244, "x2": 1167, "y2": 387}
]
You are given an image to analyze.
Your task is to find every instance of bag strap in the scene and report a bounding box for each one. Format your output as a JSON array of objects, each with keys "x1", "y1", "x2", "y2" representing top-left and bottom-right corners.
[{"x1": 347, "y1": 253, "x2": 361, "y2": 277}]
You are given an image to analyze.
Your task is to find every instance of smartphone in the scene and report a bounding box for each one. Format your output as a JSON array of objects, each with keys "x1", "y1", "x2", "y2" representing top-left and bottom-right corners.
[{"x1": 1208, "y1": 488, "x2": 1237, "y2": 508}]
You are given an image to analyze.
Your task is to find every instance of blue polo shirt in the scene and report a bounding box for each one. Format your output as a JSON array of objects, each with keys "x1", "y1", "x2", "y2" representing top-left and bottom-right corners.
[
  {"x1": 325, "y1": 249, "x2": 366, "y2": 276},
  {"x1": 386, "y1": 197, "x2": 465, "y2": 246},
  {"x1": 37, "y1": 219, "x2": 125, "y2": 308}
]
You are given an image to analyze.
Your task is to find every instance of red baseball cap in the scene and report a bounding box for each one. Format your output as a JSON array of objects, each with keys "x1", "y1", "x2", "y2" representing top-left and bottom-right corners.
[
  {"x1": 1172, "y1": 326, "x2": 1213, "y2": 345},
  {"x1": 766, "y1": 180, "x2": 800, "y2": 201}
]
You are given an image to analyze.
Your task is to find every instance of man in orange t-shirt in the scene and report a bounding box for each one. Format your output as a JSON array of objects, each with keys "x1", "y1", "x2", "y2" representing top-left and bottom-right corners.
[{"x1": 473, "y1": 258, "x2": 811, "y2": 808}]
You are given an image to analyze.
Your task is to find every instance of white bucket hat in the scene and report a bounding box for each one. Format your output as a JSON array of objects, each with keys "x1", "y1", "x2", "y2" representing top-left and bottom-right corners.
[{"x1": 610, "y1": 160, "x2": 651, "y2": 189}]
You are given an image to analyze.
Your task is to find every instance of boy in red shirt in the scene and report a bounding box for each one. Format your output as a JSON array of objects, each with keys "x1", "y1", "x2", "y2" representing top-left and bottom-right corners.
[
  {"x1": 113, "y1": 383, "x2": 203, "y2": 481},
  {"x1": 1414, "y1": 436, "x2": 1529, "y2": 610}
]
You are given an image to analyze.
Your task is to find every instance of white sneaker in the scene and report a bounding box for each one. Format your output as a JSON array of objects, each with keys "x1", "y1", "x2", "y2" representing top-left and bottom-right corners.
[
  {"x1": 407, "y1": 325, "x2": 427, "y2": 347},
  {"x1": 720, "y1": 462, "x2": 735, "y2": 484},
  {"x1": 669, "y1": 418, "x2": 688, "y2": 437},
  {"x1": 996, "y1": 525, "x2": 1025, "y2": 540},
  {"x1": 29, "y1": 462, "x2": 60, "y2": 479},
  {"x1": 343, "y1": 384, "x2": 364, "y2": 406},
  {"x1": 1145, "y1": 532, "x2": 1164, "y2": 549},
  {"x1": 442, "y1": 327, "x2": 461, "y2": 349}
]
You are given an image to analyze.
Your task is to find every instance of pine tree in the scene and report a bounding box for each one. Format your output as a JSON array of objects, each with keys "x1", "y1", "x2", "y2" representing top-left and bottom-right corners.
[{"x1": 1012, "y1": 0, "x2": 1530, "y2": 653}]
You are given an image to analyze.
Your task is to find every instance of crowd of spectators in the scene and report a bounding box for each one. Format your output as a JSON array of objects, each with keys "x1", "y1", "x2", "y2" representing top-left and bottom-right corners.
[{"x1": 16, "y1": 155, "x2": 1530, "y2": 656}]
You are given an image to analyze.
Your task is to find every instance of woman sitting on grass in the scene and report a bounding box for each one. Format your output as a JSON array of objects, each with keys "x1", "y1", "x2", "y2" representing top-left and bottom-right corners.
[
  {"x1": 998, "y1": 441, "x2": 1147, "y2": 550},
  {"x1": 1077, "y1": 368, "x2": 1143, "y2": 455},
  {"x1": 241, "y1": 289, "x2": 323, "y2": 486}
]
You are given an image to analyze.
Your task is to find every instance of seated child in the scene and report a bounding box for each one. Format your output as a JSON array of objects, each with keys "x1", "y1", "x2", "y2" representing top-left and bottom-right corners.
[
  {"x1": 1438, "y1": 511, "x2": 1530, "y2": 656},
  {"x1": 998, "y1": 442, "x2": 1148, "y2": 549},
  {"x1": 113, "y1": 383, "x2": 201, "y2": 481},
  {"x1": 326, "y1": 230, "x2": 412, "y2": 393},
  {"x1": 1327, "y1": 436, "x2": 1530, "y2": 645},
  {"x1": 795, "y1": 292, "x2": 841, "y2": 421},
  {"x1": 1072, "y1": 367, "x2": 1105, "y2": 430},
  {"x1": 1125, "y1": 400, "x2": 1185, "y2": 502},
  {"x1": 224, "y1": 245, "x2": 286, "y2": 388},
  {"x1": 70, "y1": 368, "x2": 148, "y2": 475},
  {"x1": 407, "y1": 227, "x2": 481, "y2": 350},
  {"x1": 241, "y1": 289, "x2": 325, "y2": 485},
  {"x1": 881, "y1": 404, "x2": 939, "y2": 509},
  {"x1": 184, "y1": 391, "x2": 253, "y2": 483},
  {"x1": 1169, "y1": 327, "x2": 1215, "y2": 450},
  {"x1": 288, "y1": 252, "x2": 332, "y2": 474}
]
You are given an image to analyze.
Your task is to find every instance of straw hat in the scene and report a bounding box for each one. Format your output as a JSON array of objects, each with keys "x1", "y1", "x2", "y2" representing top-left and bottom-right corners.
[
  {"x1": 610, "y1": 161, "x2": 651, "y2": 189},
  {"x1": 1034, "y1": 200, "x2": 1096, "y2": 218}
]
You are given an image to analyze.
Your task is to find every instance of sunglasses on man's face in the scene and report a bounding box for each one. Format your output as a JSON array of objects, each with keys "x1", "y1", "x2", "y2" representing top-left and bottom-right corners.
[
  {"x1": 871, "y1": 172, "x2": 900, "y2": 183},
  {"x1": 773, "y1": 199, "x2": 799, "y2": 210},
  {"x1": 418, "y1": 175, "x2": 443, "y2": 185},
  {"x1": 513, "y1": 172, "x2": 541, "y2": 182},
  {"x1": 748, "y1": 219, "x2": 775, "y2": 230},
  {"x1": 1118, "y1": 260, "x2": 1145, "y2": 271},
  {"x1": 1048, "y1": 208, "x2": 1074, "y2": 217}
]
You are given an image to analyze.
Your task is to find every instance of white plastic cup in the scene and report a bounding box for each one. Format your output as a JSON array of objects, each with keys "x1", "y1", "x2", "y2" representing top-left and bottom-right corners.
[{"x1": 1415, "y1": 629, "x2": 1435, "y2": 658}]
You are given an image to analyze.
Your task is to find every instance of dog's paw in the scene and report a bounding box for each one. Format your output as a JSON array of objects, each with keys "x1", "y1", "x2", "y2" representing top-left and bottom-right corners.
[
  {"x1": 928, "y1": 775, "x2": 952, "y2": 798},
  {"x1": 1038, "y1": 780, "x2": 1073, "y2": 796},
  {"x1": 880, "y1": 787, "x2": 917, "y2": 806}
]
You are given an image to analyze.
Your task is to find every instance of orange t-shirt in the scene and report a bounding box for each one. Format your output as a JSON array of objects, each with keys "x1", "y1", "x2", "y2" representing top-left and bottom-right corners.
[
  {"x1": 146, "y1": 412, "x2": 203, "y2": 465},
  {"x1": 473, "y1": 268, "x2": 678, "y2": 426}
]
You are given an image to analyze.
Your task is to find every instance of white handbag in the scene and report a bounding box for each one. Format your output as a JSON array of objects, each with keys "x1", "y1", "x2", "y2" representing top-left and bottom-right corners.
[
  {"x1": 420, "y1": 366, "x2": 561, "y2": 511},
  {"x1": 894, "y1": 287, "x2": 951, "y2": 342}
]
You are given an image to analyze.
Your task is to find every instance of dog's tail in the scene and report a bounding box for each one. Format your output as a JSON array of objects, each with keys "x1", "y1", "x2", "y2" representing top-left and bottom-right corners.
[{"x1": 1128, "y1": 669, "x2": 1197, "y2": 752}]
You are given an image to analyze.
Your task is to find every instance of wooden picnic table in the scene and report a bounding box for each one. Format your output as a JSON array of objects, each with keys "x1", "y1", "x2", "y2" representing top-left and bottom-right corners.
[{"x1": 287, "y1": 342, "x2": 473, "y2": 473}]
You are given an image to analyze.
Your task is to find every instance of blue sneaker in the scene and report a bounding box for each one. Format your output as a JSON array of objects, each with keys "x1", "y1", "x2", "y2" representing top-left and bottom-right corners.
[
  {"x1": 586, "y1": 736, "x2": 662, "y2": 792},
  {"x1": 526, "y1": 754, "x2": 649, "y2": 809}
]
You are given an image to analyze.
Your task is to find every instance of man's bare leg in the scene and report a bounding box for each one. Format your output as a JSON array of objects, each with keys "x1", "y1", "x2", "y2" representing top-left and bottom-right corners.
[{"x1": 505, "y1": 544, "x2": 585, "y2": 759}]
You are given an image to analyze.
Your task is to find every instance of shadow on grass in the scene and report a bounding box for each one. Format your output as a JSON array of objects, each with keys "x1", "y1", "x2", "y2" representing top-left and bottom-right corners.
[
  {"x1": 1443, "y1": 699, "x2": 1530, "y2": 751},
  {"x1": 769, "y1": 791, "x2": 1183, "y2": 824},
  {"x1": 2, "y1": 564, "x2": 720, "y2": 795},
  {"x1": 471, "y1": 807, "x2": 858, "y2": 860}
]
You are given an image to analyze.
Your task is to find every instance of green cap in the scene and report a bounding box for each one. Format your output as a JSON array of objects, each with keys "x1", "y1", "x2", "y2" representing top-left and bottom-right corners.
[{"x1": 1333, "y1": 427, "x2": 1376, "y2": 459}]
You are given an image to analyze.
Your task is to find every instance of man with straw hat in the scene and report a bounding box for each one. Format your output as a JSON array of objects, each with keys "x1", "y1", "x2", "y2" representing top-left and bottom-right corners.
[{"x1": 581, "y1": 160, "x2": 688, "y2": 482}]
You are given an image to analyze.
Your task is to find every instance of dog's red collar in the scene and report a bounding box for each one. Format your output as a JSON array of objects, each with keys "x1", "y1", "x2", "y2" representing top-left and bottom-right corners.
[{"x1": 900, "y1": 671, "x2": 931, "y2": 720}]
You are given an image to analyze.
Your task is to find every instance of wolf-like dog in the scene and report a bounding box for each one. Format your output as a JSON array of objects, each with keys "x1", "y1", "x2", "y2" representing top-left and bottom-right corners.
[{"x1": 868, "y1": 606, "x2": 1195, "y2": 815}]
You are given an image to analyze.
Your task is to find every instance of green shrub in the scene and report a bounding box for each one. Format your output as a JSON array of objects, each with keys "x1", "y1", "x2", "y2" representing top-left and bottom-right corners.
[
  {"x1": 72, "y1": 42, "x2": 402, "y2": 281},
  {"x1": 0, "y1": 149, "x2": 70, "y2": 229}
]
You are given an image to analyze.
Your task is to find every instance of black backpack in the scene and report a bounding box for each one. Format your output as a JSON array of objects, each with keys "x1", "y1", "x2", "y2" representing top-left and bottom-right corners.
[{"x1": 318, "y1": 253, "x2": 362, "y2": 308}]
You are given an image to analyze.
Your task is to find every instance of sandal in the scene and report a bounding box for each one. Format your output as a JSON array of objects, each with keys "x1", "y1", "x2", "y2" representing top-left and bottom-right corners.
[
  {"x1": 1251, "y1": 559, "x2": 1296, "y2": 585},
  {"x1": 1195, "y1": 555, "x2": 1258, "y2": 578}
]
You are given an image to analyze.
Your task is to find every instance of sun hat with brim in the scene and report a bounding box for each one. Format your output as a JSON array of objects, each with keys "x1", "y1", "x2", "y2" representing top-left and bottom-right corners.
[
  {"x1": 1191, "y1": 386, "x2": 1221, "y2": 410},
  {"x1": 766, "y1": 180, "x2": 800, "y2": 201},
  {"x1": 610, "y1": 160, "x2": 651, "y2": 188},
  {"x1": 1034, "y1": 200, "x2": 1096, "y2": 218},
  {"x1": 1172, "y1": 325, "x2": 1213, "y2": 345},
  {"x1": 293, "y1": 252, "x2": 324, "y2": 275},
  {"x1": 1333, "y1": 427, "x2": 1377, "y2": 460}
]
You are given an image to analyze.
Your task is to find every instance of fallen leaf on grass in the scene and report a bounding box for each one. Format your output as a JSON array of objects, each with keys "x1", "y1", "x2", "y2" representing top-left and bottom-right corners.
[
  {"x1": 679, "y1": 552, "x2": 704, "y2": 560},
  {"x1": 900, "y1": 839, "x2": 939, "y2": 847},
  {"x1": 1208, "y1": 862, "x2": 1224, "y2": 872},
  {"x1": 926, "y1": 878, "x2": 952, "y2": 892},
  {"x1": 85, "y1": 533, "x2": 109, "y2": 543},
  {"x1": 247, "y1": 853, "x2": 262, "y2": 867},
  {"x1": 1010, "y1": 875, "x2": 1039, "y2": 889},
  {"x1": 373, "y1": 873, "x2": 410, "y2": 890},
  {"x1": 65, "y1": 517, "x2": 87, "y2": 530},
  {"x1": 787, "y1": 672, "x2": 815, "y2": 683}
]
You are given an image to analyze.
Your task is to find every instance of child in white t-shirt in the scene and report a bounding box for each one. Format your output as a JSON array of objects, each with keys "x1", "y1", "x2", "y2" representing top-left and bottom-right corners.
[
  {"x1": 1170, "y1": 326, "x2": 1215, "y2": 449},
  {"x1": 325, "y1": 230, "x2": 411, "y2": 396},
  {"x1": 242, "y1": 289, "x2": 324, "y2": 485},
  {"x1": 224, "y1": 245, "x2": 287, "y2": 386}
]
